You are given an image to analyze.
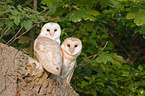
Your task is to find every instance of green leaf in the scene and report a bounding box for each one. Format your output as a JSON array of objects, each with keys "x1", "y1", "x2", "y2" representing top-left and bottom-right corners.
[
  {"x1": 87, "y1": 10, "x2": 100, "y2": 16},
  {"x1": 41, "y1": 0, "x2": 62, "y2": 14},
  {"x1": 96, "y1": 82, "x2": 104, "y2": 87},
  {"x1": 23, "y1": 20, "x2": 33, "y2": 31},
  {"x1": 11, "y1": 10, "x2": 19, "y2": 15},
  {"x1": 41, "y1": 0, "x2": 62, "y2": 4},
  {"x1": 111, "y1": 1, "x2": 123, "y2": 10},
  {"x1": 6, "y1": 20, "x2": 14, "y2": 27},
  {"x1": 0, "y1": 11, "x2": 3, "y2": 16},
  {"x1": 14, "y1": 16, "x2": 20, "y2": 25},
  {"x1": 23, "y1": 7, "x2": 31, "y2": 12},
  {"x1": 111, "y1": 60, "x2": 121, "y2": 67},
  {"x1": 121, "y1": 71, "x2": 129, "y2": 77},
  {"x1": 31, "y1": 9, "x2": 39, "y2": 14},
  {"x1": 0, "y1": 21, "x2": 4, "y2": 27},
  {"x1": 134, "y1": 9, "x2": 145, "y2": 26},
  {"x1": 66, "y1": 8, "x2": 98, "y2": 22},
  {"x1": 96, "y1": 52, "x2": 124, "y2": 68},
  {"x1": 126, "y1": 12, "x2": 136, "y2": 19},
  {"x1": 96, "y1": 52, "x2": 113, "y2": 64},
  {"x1": 138, "y1": 65, "x2": 143, "y2": 71},
  {"x1": 90, "y1": 91, "x2": 97, "y2": 96},
  {"x1": 38, "y1": 16, "x2": 45, "y2": 21},
  {"x1": 5, "y1": 6, "x2": 12, "y2": 12},
  {"x1": 111, "y1": 53, "x2": 125, "y2": 63},
  {"x1": 81, "y1": 81, "x2": 89, "y2": 88},
  {"x1": 31, "y1": 18, "x2": 39, "y2": 23},
  {"x1": 17, "y1": 5, "x2": 23, "y2": 11},
  {"x1": 24, "y1": 14, "x2": 30, "y2": 18},
  {"x1": 141, "y1": 25, "x2": 145, "y2": 34}
]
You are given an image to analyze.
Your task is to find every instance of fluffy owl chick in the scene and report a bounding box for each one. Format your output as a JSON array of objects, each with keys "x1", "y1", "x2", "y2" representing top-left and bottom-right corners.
[
  {"x1": 34, "y1": 23, "x2": 62, "y2": 76},
  {"x1": 61, "y1": 37, "x2": 82, "y2": 82}
]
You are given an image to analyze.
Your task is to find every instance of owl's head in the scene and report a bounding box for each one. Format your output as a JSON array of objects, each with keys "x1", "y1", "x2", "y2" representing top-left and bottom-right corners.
[
  {"x1": 61, "y1": 37, "x2": 82, "y2": 56},
  {"x1": 40, "y1": 23, "x2": 61, "y2": 43}
]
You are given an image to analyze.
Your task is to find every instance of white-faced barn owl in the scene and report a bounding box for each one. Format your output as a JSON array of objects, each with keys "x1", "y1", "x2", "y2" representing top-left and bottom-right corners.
[
  {"x1": 34, "y1": 23, "x2": 62, "y2": 76},
  {"x1": 60, "y1": 37, "x2": 82, "y2": 82}
]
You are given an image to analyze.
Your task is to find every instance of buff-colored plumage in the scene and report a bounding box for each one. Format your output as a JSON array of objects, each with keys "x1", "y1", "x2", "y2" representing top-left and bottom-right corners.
[
  {"x1": 34, "y1": 23, "x2": 62, "y2": 76},
  {"x1": 61, "y1": 37, "x2": 82, "y2": 82}
]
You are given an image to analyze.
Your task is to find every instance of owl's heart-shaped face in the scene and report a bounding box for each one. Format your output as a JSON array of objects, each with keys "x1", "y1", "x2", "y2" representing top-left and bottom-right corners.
[
  {"x1": 61, "y1": 37, "x2": 82, "y2": 56},
  {"x1": 40, "y1": 23, "x2": 61, "y2": 44}
]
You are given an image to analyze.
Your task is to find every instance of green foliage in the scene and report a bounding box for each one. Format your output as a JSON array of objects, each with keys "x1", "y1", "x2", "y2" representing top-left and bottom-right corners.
[
  {"x1": 66, "y1": 9, "x2": 100, "y2": 22},
  {"x1": 41, "y1": 0, "x2": 62, "y2": 14},
  {"x1": 22, "y1": 20, "x2": 33, "y2": 31},
  {"x1": 96, "y1": 52, "x2": 125, "y2": 67},
  {"x1": 126, "y1": 1, "x2": 145, "y2": 34},
  {"x1": 0, "y1": 3, "x2": 45, "y2": 32},
  {"x1": 0, "y1": 0, "x2": 145, "y2": 95}
]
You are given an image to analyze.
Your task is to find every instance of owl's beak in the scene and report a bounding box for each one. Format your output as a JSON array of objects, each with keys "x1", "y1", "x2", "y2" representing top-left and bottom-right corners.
[
  {"x1": 70, "y1": 47, "x2": 74, "y2": 54},
  {"x1": 49, "y1": 31, "x2": 54, "y2": 37}
]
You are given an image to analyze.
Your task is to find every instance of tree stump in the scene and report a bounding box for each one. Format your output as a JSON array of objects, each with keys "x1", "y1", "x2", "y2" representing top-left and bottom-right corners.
[{"x1": 0, "y1": 43, "x2": 79, "y2": 96}]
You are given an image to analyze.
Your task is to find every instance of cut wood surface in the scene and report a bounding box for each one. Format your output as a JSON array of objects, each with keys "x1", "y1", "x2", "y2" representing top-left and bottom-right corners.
[{"x1": 0, "y1": 43, "x2": 79, "y2": 96}]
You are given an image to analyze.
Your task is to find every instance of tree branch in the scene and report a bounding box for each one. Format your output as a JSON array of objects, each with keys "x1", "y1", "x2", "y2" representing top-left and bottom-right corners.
[
  {"x1": 6, "y1": 27, "x2": 23, "y2": 45},
  {"x1": 0, "y1": 27, "x2": 10, "y2": 39},
  {"x1": 8, "y1": 20, "x2": 50, "y2": 45},
  {"x1": 0, "y1": 26, "x2": 8, "y2": 38},
  {"x1": 33, "y1": 0, "x2": 37, "y2": 10},
  {"x1": 78, "y1": 41, "x2": 108, "y2": 66}
]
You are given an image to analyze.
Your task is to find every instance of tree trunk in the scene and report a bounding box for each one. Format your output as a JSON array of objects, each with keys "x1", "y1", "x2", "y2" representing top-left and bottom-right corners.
[
  {"x1": 0, "y1": 43, "x2": 79, "y2": 96},
  {"x1": 33, "y1": 0, "x2": 37, "y2": 10}
]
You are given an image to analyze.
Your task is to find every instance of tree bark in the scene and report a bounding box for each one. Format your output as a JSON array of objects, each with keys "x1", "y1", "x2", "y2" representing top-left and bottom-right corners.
[
  {"x1": 0, "y1": 43, "x2": 79, "y2": 96},
  {"x1": 33, "y1": 0, "x2": 37, "y2": 10}
]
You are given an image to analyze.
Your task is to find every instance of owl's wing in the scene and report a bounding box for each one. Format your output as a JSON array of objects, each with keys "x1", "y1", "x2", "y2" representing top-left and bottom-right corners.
[
  {"x1": 66, "y1": 62, "x2": 76, "y2": 82},
  {"x1": 34, "y1": 36, "x2": 62, "y2": 76},
  {"x1": 64, "y1": 61, "x2": 77, "y2": 82}
]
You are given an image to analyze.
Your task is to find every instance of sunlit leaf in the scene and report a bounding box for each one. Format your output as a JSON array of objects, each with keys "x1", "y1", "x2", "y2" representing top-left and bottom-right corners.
[
  {"x1": 81, "y1": 81, "x2": 89, "y2": 88},
  {"x1": 17, "y1": 5, "x2": 23, "y2": 11},
  {"x1": 126, "y1": 12, "x2": 136, "y2": 19},
  {"x1": 96, "y1": 82, "x2": 104, "y2": 87},
  {"x1": 134, "y1": 9, "x2": 145, "y2": 26},
  {"x1": 65, "y1": 8, "x2": 99, "y2": 22}
]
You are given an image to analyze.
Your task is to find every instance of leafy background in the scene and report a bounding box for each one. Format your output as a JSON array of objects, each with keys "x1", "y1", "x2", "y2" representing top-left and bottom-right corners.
[{"x1": 0, "y1": 0, "x2": 145, "y2": 95}]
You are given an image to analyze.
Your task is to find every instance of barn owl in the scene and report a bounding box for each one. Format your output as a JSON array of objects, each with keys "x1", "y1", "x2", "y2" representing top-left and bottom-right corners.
[
  {"x1": 34, "y1": 23, "x2": 62, "y2": 76},
  {"x1": 38, "y1": 23, "x2": 61, "y2": 44},
  {"x1": 61, "y1": 37, "x2": 82, "y2": 82}
]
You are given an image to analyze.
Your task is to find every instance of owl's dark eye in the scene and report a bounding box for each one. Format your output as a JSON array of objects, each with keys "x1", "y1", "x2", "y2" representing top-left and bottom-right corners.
[
  {"x1": 47, "y1": 29, "x2": 50, "y2": 32},
  {"x1": 74, "y1": 45, "x2": 78, "y2": 47},
  {"x1": 54, "y1": 29, "x2": 57, "y2": 32},
  {"x1": 67, "y1": 44, "x2": 70, "y2": 47}
]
